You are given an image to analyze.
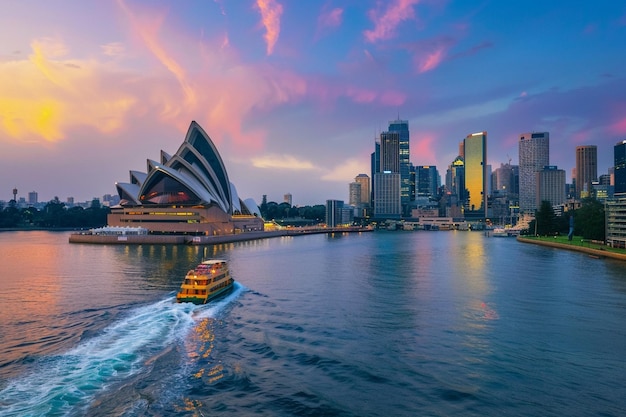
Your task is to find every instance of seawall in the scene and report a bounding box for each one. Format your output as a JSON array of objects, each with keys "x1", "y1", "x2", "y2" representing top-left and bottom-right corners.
[
  {"x1": 68, "y1": 227, "x2": 372, "y2": 245},
  {"x1": 516, "y1": 236, "x2": 626, "y2": 262}
]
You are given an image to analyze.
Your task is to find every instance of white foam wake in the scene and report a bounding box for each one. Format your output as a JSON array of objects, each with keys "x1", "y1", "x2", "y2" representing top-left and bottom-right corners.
[{"x1": 0, "y1": 282, "x2": 245, "y2": 417}]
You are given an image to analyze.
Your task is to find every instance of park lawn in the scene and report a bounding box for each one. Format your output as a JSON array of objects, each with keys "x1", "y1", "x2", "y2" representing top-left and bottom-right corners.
[{"x1": 522, "y1": 235, "x2": 626, "y2": 254}]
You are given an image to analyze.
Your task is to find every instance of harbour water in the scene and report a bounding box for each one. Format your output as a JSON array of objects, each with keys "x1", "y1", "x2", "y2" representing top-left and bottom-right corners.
[{"x1": 0, "y1": 230, "x2": 625, "y2": 416}]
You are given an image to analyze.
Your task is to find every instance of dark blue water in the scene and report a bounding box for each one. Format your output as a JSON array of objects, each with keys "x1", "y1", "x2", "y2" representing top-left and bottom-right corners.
[{"x1": 1, "y1": 230, "x2": 625, "y2": 416}]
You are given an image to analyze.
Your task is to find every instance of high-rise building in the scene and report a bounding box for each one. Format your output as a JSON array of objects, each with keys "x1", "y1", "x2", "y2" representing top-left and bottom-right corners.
[
  {"x1": 536, "y1": 166, "x2": 566, "y2": 208},
  {"x1": 576, "y1": 145, "x2": 597, "y2": 199},
  {"x1": 416, "y1": 166, "x2": 439, "y2": 198},
  {"x1": 380, "y1": 131, "x2": 400, "y2": 173},
  {"x1": 370, "y1": 141, "x2": 380, "y2": 208},
  {"x1": 348, "y1": 182, "x2": 361, "y2": 206},
  {"x1": 354, "y1": 174, "x2": 370, "y2": 206},
  {"x1": 373, "y1": 131, "x2": 401, "y2": 218},
  {"x1": 445, "y1": 156, "x2": 465, "y2": 200},
  {"x1": 325, "y1": 199, "x2": 344, "y2": 227},
  {"x1": 387, "y1": 119, "x2": 412, "y2": 212},
  {"x1": 519, "y1": 132, "x2": 549, "y2": 213},
  {"x1": 463, "y1": 132, "x2": 488, "y2": 219},
  {"x1": 614, "y1": 140, "x2": 626, "y2": 195},
  {"x1": 606, "y1": 196, "x2": 626, "y2": 248},
  {"x1": 493, "y1": 163, "x2": 519, "y2": 197},
  {"x1": 284, "y1": 193, "x2": 292, "y2": 206},
  {"x1": 28, "y1": 191, "x2": 38, "y2": 205}
]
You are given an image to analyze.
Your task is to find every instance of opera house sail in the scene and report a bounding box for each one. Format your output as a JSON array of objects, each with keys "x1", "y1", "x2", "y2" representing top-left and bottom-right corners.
[{"x1": 108, "y1": 121, "x2": 263, "y2": 235}]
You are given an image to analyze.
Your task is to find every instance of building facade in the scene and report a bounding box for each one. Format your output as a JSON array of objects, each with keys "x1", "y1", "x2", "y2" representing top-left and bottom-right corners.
[
  {"x1": 492, "y1": 163, "x2": 519, "y2": 197},
  {"x1": 605, "y1": 196, "x2": 626, "y2": 248},
  {"x1": 354, "y1": 174, "x2": 370, "y2": 207},
  {"x1": 370, "y1": 142, "x2": 380, "y2": 208},
  {"x1": 536, "y1": 166, "x2": 566, "y2": 208},
  {"x1": 373, "y1": 131, "x2": 402, "y2": 218},
  {"x1": 614, "y1": 140, "x2": 626, "y2": 195},
  {"x1": 575, "y1": 145, "x2": 598, "y2": 199},
  {"x1": 28, "y1": 191, "x2": 38, "y2": 205},
  {"x1": 387, "y1": 119, "x2": 412, "y2": 213},
  {"x1": 325, "y1": 199, "x2": 344, "y2": 227},
  {"x1": 519, "y1": 132, "x2": 549, "y2": 214},
  {"x1": 463, "y1": 132, "x2": 488, "y2": 219},
  {"x1": 416, "y1": 166, "x2": 439, "y2": 198},
  {"x1": 348, "y1": 182, "x2": 361, "y2": 207}
]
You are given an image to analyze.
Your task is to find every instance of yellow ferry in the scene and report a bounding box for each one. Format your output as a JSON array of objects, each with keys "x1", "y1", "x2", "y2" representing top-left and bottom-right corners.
[{"x1": 176, "y1": 260, "x2": 234, "y2": 304}]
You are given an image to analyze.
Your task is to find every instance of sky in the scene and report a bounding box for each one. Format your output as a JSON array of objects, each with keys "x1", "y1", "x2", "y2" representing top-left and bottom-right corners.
[{"x1": 1, "y1": 0, "x2": 626, "y2": 206}]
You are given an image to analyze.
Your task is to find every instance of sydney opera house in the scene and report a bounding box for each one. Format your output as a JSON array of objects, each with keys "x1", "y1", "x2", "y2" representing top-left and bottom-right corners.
[{"x1": 107, "y1": 121, "x2": 264, "y2": 235}]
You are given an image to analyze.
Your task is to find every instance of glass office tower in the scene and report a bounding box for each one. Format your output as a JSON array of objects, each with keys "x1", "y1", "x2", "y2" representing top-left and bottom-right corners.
[{"x1": 463, "y1": 132, "x2": 488, "y2": 219}]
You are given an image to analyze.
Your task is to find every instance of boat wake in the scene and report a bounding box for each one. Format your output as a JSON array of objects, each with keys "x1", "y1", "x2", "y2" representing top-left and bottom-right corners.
[{"x1": 0, "y1": 282, "x2": 245, "y2": 417}]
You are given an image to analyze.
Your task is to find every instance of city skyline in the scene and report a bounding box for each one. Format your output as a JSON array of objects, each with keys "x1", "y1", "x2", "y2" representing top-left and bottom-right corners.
[{"x1": 2, "y1": 1, "x2": 626, "y2": 206}]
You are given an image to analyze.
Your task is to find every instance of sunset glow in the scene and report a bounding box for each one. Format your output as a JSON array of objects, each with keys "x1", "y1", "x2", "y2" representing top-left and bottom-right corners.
[{"x1": 1, "y1": 1, "x2": 625, "y2": 205}]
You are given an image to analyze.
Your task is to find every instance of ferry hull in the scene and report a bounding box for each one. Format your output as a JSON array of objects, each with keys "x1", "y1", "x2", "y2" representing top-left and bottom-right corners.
[{"x1": 176, "y1": 282, "x2": 234, "y2": 305}]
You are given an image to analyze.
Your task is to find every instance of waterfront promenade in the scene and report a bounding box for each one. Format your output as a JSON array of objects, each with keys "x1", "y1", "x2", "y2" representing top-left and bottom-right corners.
[
  {"x1": 68, "y1": 226, "x2": 372, "y2": 245},
  {"x1": 517, "y1": 236, "x2": 626, "y2": 262}
]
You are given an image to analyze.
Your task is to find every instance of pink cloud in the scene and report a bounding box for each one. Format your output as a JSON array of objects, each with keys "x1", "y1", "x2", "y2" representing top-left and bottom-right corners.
[
  {"x1": 255, "y1": 0, "x2": 283, "y2": 55},
  {"x1": 115, "y1": 1, "x2": 307, "y2": 153},
  {"x1": 312, "y1": 82, "x2": 405, "y2": 107},
  {"x1": 412, "y1": 133, "x2": 437, "y2": 164},
  {"x1": 417, "y1": 46, "x2": 445, "y2": 73},
  {"x1": 610, "y1": 117, "x2": 626, "y2": 135},
  {"x1": 571, "y1": 130, "x2": 593, "y2": 145},
  {"x1": 118, "y1": 1, "x2": 196, "y2": 109},
  {"x1": 318, "y1": 7, "x2": 343, "y2": 29},
  {"x1": 345, "y1": 87, "x2": 377, "y2": 104},
  {"x1": 379, "y1": 90, "x2": 406, "y2": 106},
  {"x1": 409, "y1": 36, "x2": 455, "y2": 73},
  {"x1": 364, "y1": 0, "x2": 420, "y2": 43},
  {"x1": 409, "y1": 36, "x2": 490, "y2": 74}
]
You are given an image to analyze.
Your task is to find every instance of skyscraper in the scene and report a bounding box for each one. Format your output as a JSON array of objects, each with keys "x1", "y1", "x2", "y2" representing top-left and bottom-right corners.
[
  {"x1": 536, "y1": 166, "x2": 566, "y2": 207},
  {"x1": 374, "y1": 131, "x2": 401, "y2": 218},
  {"x1": 613, "y1": 140, "x2": 626, "y2": 195},
  {"x1": 416, "y1": 166, "x2": 439, "y2": 198},
  {"x1": 445, "y1": 156, "x2": 465, "y2": 201},
  {"x1": 325, "y1": 199, "x2": 344, "y2": 227},
  {"x1": 28, "y1": 191, "x2": 38, "y2": 205},
  {"x1": 354, "y1": 174, "x2": 371, "y2": 206},
  {"x1": 463, "y1": 132, "x2": 487, "y2": 219},
  {"x1": 493, "y1": 163, "x2": 518, "y2": 197},
  {"x1": 348, "y1": 182, "x2": 361, "y2": 206},
  {"x1": 387, "y1": 119, "x2": 411, "y2": 213},
  {"x1": 370, "y1": 141, "x2": 380, "y2": 208},
  {"x1": 519, "y1": 132, "x2": 549, "y2": 213},
  {"x1": 575, "y1": 145, "x2": 597, "y2": 199}
]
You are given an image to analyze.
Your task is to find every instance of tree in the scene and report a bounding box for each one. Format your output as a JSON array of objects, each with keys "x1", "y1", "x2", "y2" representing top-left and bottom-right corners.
[
  {"x1": 0, "y1": 201, "x2": 21, "y2": 227},
  {"x1": 534, "y1": 200, "x2": 556, "y2": 235},
  {"x1": 41, "y1": 197, "x2": 65, "y2": 227},
  {"x1": 574, "y1": 198, "x2": 605, "y2": 241}
]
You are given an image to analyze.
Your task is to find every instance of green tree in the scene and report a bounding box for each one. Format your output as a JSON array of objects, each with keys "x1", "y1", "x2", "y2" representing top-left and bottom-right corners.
[
  {"x1": 41, "y1": 197, "x2": 66, "y2": 227},
  {"x1": 261, "y1": 201, "x2": 278, "y2": 220},
  {"x1": 300, "y1": 205, "x2": 325, "y2": 221},
  {"x1": 0, "y1": 201, "x2": 21, "y2": 228},
  {"x1": 574, "y1": 198, "x2": 605, "y2": 241},
  {"x1": 534, "y1": 200, "x2": 556, "y2": 235}
]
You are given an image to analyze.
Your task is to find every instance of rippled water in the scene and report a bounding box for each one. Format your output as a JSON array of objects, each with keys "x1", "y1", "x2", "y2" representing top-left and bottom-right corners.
[{"x1": 1, "y1": 230, "x2": 625, "y2": 416}]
